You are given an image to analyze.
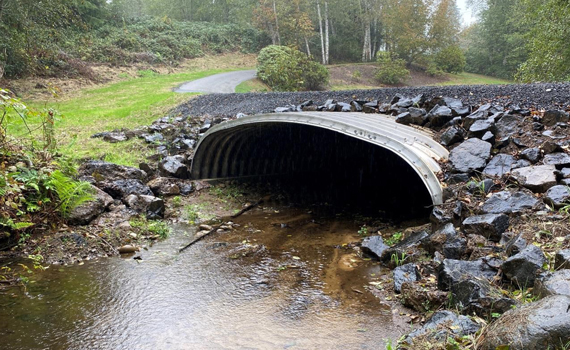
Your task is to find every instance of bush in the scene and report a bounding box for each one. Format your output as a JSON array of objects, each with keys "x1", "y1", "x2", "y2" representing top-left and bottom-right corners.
[
  {"x1": 375, "y1": 52, "x2": 410, "y2": 85},
  {"x1": 435, "y1": 45, "x2": 466, "y2": 74},
  {"x1": 257, "y1": 45, "x2": 329, "y2": 91}
]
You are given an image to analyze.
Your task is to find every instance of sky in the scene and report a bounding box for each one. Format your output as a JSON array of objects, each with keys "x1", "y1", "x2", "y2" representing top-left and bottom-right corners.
[{"x1": 456, "y1": 0, "x2": 477, "y2": 26}]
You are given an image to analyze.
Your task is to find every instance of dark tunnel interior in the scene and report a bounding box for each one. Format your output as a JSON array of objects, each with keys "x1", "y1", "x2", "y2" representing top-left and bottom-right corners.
[{"x1": 194, "y1": 123, "x2": 434, "y2": 219}]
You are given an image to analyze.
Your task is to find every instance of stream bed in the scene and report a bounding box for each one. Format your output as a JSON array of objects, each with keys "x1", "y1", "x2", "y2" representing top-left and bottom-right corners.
[{"x1": 0, "y1": 205, "x2": 415, "y2": 350}]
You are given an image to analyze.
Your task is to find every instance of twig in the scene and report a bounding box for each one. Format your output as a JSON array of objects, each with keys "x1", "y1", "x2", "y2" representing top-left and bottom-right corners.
[
  {"x1": 231, "y1": 197, "x2": 266, "y2": 218},
  {"x1": 178, "y1": 224, "x2": 222, "y2": 253}
]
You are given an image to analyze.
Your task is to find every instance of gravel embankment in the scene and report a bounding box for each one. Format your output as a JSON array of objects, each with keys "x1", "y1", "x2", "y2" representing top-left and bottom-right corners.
[{"x1": 172, "y1": 83, "x2": 570, "y2": 118}]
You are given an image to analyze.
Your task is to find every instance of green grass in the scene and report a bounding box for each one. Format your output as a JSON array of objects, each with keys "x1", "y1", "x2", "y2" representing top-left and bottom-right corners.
[
  {"x1": 22, "y1": 69, "x2": 236, "y2": 166},
  {"x1": 235, "y1": 78, "x2": 270, "y2": 93},
  {"x1": 435, "y1": 72, "x2": 513, "y2": 86}
]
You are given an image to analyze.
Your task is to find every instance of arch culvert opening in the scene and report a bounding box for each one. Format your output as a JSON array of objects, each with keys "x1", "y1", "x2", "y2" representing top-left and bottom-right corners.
[{"x1": 194, "y1": 123, "x2": 434, "y2": 219}]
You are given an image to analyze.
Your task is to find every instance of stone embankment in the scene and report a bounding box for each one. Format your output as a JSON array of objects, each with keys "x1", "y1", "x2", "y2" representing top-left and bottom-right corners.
[{"x1": 79, "y1": 83, "x2": 570, "y2": 349}]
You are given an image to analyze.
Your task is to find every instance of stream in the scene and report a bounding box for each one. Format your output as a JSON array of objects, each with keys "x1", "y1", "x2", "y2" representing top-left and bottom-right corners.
[{"x1": 0, "y1": 205, "x2": 415, "y2": 350}]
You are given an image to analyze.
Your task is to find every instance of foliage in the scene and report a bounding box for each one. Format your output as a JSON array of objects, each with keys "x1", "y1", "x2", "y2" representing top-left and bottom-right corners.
[
  {"x1": 385, "y1": 231, "x2": 403, "y2": 246},
  {"x1": 130, "y1": 217, "x2": 171, "y2": 239},
  {"x1": 257, "y1": 45, "x2": 329, "y2": 91},
  {"x1": 435, "y1": 45, "x2": 466, "y2": 74},
  {"x1": 358, "y1": 225, "x2": 369, "y2": 237},
  {"x1": 48, "y1": 170, "x2": 95, "y2": 218},
  {"x1": 375, "y1": 52, "x2": 409, "y2": 85}
]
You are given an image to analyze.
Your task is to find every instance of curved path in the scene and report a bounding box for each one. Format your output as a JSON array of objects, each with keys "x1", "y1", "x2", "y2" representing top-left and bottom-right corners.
[{"x1": 174, "y1": 70, "x2": 257, "y2": 93}]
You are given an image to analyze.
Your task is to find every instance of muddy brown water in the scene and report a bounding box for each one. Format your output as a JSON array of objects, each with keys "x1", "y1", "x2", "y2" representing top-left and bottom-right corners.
[{"x1": 0, "y1": 205, "x2": 416, "y2": 350}]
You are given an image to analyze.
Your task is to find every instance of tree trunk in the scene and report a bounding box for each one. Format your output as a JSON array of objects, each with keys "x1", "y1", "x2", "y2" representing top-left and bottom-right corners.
[
  {"x1": 304, "y1": 37, "x2": 311, "y2": 57},
  {"x1": 362, "y1": 24, "x2": 371, "y2": 62},
  {"x1": 272, "y1": 0, "x2": 281, "y2": 45},
  {"x1": 324, "y1": 0, "x2": 329, "y2": 64},
  {"x1": 316, "y1": 0, "x2": 325, "y2": 64}
]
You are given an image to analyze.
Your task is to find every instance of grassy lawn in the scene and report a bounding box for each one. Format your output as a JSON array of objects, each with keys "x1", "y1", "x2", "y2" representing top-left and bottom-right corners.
[
  {"x1": 17, "y1": 69, "x2": 235, "y2": 166},
  {"x1": 434, "y1": 72, "x2": 513, "y2": 86},
  {"x1": 235, "y1": 78, "x2": 270, "y2": 93}
]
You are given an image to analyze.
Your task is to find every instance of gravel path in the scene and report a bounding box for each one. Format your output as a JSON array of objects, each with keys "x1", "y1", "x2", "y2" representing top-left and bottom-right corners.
[
  {"x1": 172, "y1": 83, "x2": 570, "y2": 118},
  {"x1": 174, "y1": 70, "x2": 257, "y2": 93}
]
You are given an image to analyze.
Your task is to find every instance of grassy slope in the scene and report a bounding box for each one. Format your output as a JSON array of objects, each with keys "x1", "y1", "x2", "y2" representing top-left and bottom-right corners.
[{"x1": 435, "y1": 72, "x2": 512, "y2": 86}]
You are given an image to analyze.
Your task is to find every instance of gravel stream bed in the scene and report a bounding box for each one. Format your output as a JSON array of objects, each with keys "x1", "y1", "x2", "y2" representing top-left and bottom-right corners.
[{"x1": 173, "y1": 83, "x2": 570, "y2": 118}]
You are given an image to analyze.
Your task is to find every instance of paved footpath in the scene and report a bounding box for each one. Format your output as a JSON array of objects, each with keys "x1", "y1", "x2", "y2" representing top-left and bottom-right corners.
[{"x1": 174, "y1": 70, "x2": 257, "y2": 94}]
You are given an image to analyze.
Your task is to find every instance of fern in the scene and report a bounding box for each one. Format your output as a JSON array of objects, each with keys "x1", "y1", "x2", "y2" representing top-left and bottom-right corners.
[{"x1": 48, "y1": 170, "x2": 95, "y2": 217}]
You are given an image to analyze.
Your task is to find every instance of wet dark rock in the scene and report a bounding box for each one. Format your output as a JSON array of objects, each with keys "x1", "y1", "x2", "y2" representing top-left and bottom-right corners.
[
  {"x1": 463, "y1": 110, "x2": 488, "y2": 130},
  {"x1": 495, "y1": 114, "x2": 521, "y2": 138},
  {"x1": 482, "y1": 154, "x2": 517, "y2": 177},
  {"x1": 141, "y1": 133, "x2": 164, "y2": 144},
  {"x1": 178, "y1": 181, "x2": 194, "y2": 195},
  {"x1": 102, "y1": 132, "x2": 128, "y2": 143},
  {"x1": 502, "y1": 245, "x2": 546, "y2": 287},
  {"x1": 400, "y1": 281, "x2": 448, "y2": 313},
  {"x1": 430, "y1": 207, "x2": 453, "y2": 229},
  {"x1": 561, "y1": 167, "x2": 570, "y2": 178},
  {"x1": 426, "y1": 105, "x2": 453, "y2": 127},
  {"x1": 534, "y1": 270, "x2": 570, "y2": 298},
  {"x1": 451, "y1": 278, "x2": 518, "y2": 317},
  {"x1": 512, "y1": 137, "x2": 527, "y2": 148},
  {"x1": 444, "y1": 97, "x2": 469, "y2": 116},
  {"x1": 390, "y1": 94, "x2": 404, "y2": 104},
  {"x1": 99, "y1": 179, "x2": 153, "y2": 199},
  {"x1": 482, "y1": 191, "x2": 540, "y2": 214},
  {"x1": 481, "y1": 131, "x2": 495, "y2": 144},
  {"x1": 79, "y1": 161, "x2": 147, "y2": 182},
  {"x1": 443, "y1": 237, "x2": 467, "y2": 260},
  {"x1": 360, "y1": 235, "x2": 389, "y2": 260},
  {"x1": 469, "y1": 117, "x2": 496, "y2": 137},
  {"x1": 394, "y1": 97, "x2": 413, "y2": 108},
  {"x1": 395, "y1": 112, "x2": 413, "y2": 125},
  {"x1": 544, "y1": 152, "x2": 570, "y2": 168},
  {"x1": 449, "y1": 138, "x2": 492, "y2": 173},
  {"x1": 504, "y1": 233, "x2": 527, "y2": 257},
  {"x1": 350, "y1": 101, "x2": 362, "y2": 112},
  {"x1": 159, "y1": 156, "x2": 189, "y2": 179},
  {"x1": 555, "y1": 249, "x2": 570, "y2": 270},
  {"x1": 520, "y1": 147, "x2": 541, "y2": 164},
  {"x1": 544, "y1": 185, "x2": 570, "y2": 209},
  {"x1": 437, "y1": 258, "x2": 498, "y2": 291},
  {"x1": 542, "y1": 110, "x2": 569, "y2": 126},
  {"x1": 362, "y1": 101, "x2": 378, "y2": 113},
  {"x1": 445, "y1": 173, "x2": 470, "y2": 184},
  {"x1": 403, "y1": 310, "x2": 480, "y2": 346},
  {"x1": 477, "y1": 295, "x2": 570, "y2": 350},
  {"x1": 67, "y1": 186, "x2": 114, "y2": 225},
  {"x1": 511, "y1": 165, "x2": 557, "y2": 193},
  {"x1": 423, "y1": 223, "x2": 460, "y2": 257},
  {"x1": 462, "y1": 214, "x2": 509, "y2": 242},
  {"x1": 393, "y1": 263, "x2": 421, "y2": 293},
  {"x1": 147, "y1": 177, "x2": 181, "y2": 196},
  {"x1": 124, "y1": 194, "x2": 165, "y2": 219},
  {"x1": 382, "y1": 230, "x2": 429, "y2": 263},
  {"x1": 440, "y1": 126, "x2": 465, "y2": 146},
  {"x1": 541, "y1": 141, "x2": 562, "y2": 154},
  {"x1": 412, "y1": 94, "x2": 426, "y2": 106}
]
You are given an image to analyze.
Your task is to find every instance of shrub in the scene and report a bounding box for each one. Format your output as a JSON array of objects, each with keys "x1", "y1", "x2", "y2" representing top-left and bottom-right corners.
[
  {"x1": 435, "y1": 45, "x2": 466, "y2": 74},
  {"x1": 257, "y1": 45, "x2": 329, "y2": 91},
  {"x1": 375, "y1": 52, "x2": 410, "y2": 85}
]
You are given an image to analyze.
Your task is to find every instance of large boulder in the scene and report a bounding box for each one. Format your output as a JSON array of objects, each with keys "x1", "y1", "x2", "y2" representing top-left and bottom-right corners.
[
  {"x1": 462, "y1": 214, "x2": 509, "y2": 242},
  {"x1": 159, "y1": 156, "x2": 189, "y2": 179},
  {"x1": 403, "y1": 310, "x2": 480, "y2": 346},
  {"x1": 67, "y1": 186, "x2": 114, "y2": 225},
  {"x1": 381, "y1": 230, "x2": 429, "y2": 264},
  {"x1": 451, "y1": 278, "x2": 518, "y2": 317},
  {"x1": 511, "y1": 165, "x2": 557, "y2": 193},
  {"x1": 440, "y1": 126, "x2": 465, "y2": 146},
  {"x1": 124, "y1": 194, "x2": 165, "y2": 219},
  {"x1": 99, "y1": 179, "x2": 154, "y2": 199},
  {"x1": 360, "y1": 235, "x2": 389, "y2": 260},
  {"x1": 449, "y1": 138, "x2": 492, "y2": 173},
  {"x1": 495, "y1": 114, "x2": 521, "y2": 138},
  {"x1": 79, "y1": 161, "x2": 147, "y2": 182},
  {"x1": 147, "y1": 177, "x2": 181, "y2": 196},
  {"x1": 477, "y1": 295, "x2": 570, "y2": 350},
  {"x1": 502, "y1": 245, "x2": 546, "y2": 287},
  {"x1": 426, "y1": 105, "x2": 453, "y2": 127},
  {"x1": 438, "y1": 258, "x2": 498, "y2": 291},
  {"x1": 481, "y1": 191, "x2": 540, "y2": 214}
]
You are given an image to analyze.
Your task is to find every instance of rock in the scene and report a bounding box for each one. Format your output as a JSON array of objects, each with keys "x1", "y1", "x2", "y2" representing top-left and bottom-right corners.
[
  {"x1": 393, "y1": 263, "x2": 421, "y2": 293},
  {"x1": 561, "y1": 168, "x2": 570, "y2": 178},
  {"x1": 118, "y1": 245, "x2": 139, "y2": 254},
  {"x1": 159, "y1": 156, "x2": 189, "y2": 179},
  {"x1": 102, "y1": 132, "x2": 128, "y2": 143},
  {"x1": 412, "y1": 94, "x2": 426, "y2": 106},
  {"x1": 542, "y1": 141, "x2": 563, "y2": 154},
  {"x1": 443, "y1": 237, "x2": 467, "y2": 260},
  {"x1": 394, "y1": 97, "x2": 413, "y2": 108},
  {"x1": 199, "y1": 224, "x2": 213, "y2": 231},
  {"x1": 482, "y1": 191, "x2": 540, "y2": 214},
  {"x1": 438, "y1": 258, "x2": 498, "y2": 291},
  {"x1": 534, "y1": 270, "x2": 570, "y2": 298},
  {"x1": 79, "y1": 161, "x2": 147, "y2": 182},
  {"x1": 403, "y1": 310, "x2": 480, "y2": 346},
  {"x1": 444, "y1": 97, "x2": 469, "y2": 115},
  {"x1": 520, "y1": 148, "x2": 541, "y2": 164},
  {"x1": 382, "y1": 230, "x2": 429, "y2": 263},
  {"x1": 124, "y1": 194, "x2": 165, "y2": 219},
  {"x1": 400, "y1": 281, "x2": 448, "y2": 312},
  {"x1": 423, "y1": 223, "x2": 459, "y2": 256},
  {"x1": 350, "y1": 101, "x2": 362, "y2": 112},
  {"x1": 502, "y1": 245, "x2": 546, "y2": 287},
  {"x1": 481, "y1": 131, "x2": 495, "y2": 144},
  {"x1": 504, "y1": 233, "x2": 527, "y2": 257},
  {"x1": 99, "y1": 179, "x2": 154, "y2": 199},
  {"x1": 451, "y1": 278, "x2": 518, "y2": 317},
  {"x1": 542, "y1": 110, "x2": 570, "y2": 126},
  {"x1": 395, "y1": 112, "x2": 413, "y2": 125},
  {"x1": 440, "y1": 126, "x2": 465, "y2": 146},
  {"x1": 482, "y1": 154, "x2": 517, "y2": 177},
  {"x1": 449, "y1": 138, "x2": 492, "y2": 173},
  {"x1": 555, "y1": 249, "x2": 570, "y2": 270},
  {"x1": 469, "y1": 116, "x2": 496, "y2": 137},
  {"x1": 477, "y1": 295, "x2": 570, "y2": 350},
  {"x1": 495, "y1": 114, "x2": 521, "y2": 138},
  {"x1": 426, "y1": 105, "x2": 453, "y2": 127},
  {"x1": 544, "y1": 152, "x2": 570, "y2": 168},
  {"x1": 511, "y1": 165, "x2": 557, "y2": 193},
  {"x1": 360, "y1": 235, "x2": 389, "y2": 260},
  {"x1": 544, "y1": 185, "x2": 570, "y2": 209},
  {"x1": 445, "y1": 173, "x2": 470, "y2": 184},
  {"x1": 462, "y1": 214, "x2": 509, "y2": 242},
  {"x1": 408, "y1": 107, "x2": 426, "y2": 121},
  {"x1": 178, "y1": 181, "x2": 194, "y2": 195},
  {"x1": 147, "y1": 177, "x2": 181, "y2": 196},
  {"x1": 362, "y1": 101, "x2": 378, "y2": 113},
  {"x1": 67, "y1": 185, "x2": 114, "y2": 225},
  {"x1": 430, "y1": 207, "x2": 453, "y2": 229},
  {"x1": 141, "y1": 133, "x2": 164, "y2": 143},
  {"x1": 463, "y1": 110, "x2": 488, "y2": 130}
]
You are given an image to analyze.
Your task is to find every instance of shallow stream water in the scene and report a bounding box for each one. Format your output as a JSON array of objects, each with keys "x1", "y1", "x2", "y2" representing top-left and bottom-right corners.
[{"x1": 0, "y1": 205, "x2": 413, "y2": 350}]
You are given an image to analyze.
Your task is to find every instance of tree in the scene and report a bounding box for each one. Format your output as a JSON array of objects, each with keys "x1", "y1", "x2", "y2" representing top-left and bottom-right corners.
[{"x1": 428, "y1": 0, "x2": 461, "y2": 51}]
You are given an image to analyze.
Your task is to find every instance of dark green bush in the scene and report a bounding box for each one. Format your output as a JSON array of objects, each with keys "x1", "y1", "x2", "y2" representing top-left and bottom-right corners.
[
  {"x1": 375, "y1": 52, "x2": 410, "y2": 85},
  {"x1": 257, "y1": 45, "x2": 329, "y2": 91},
  {"x1": 435, "y1": 45, "x2": 466, "y2": 74}
]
